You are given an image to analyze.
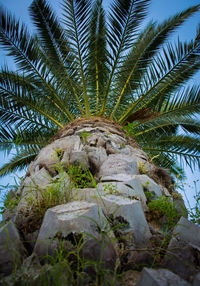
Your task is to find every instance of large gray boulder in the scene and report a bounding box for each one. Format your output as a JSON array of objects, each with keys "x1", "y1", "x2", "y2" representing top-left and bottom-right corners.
[
  {"x1": 0, "y1": 221, "x2": 25, "y2": 276},
  {"x1": 34, "y1": 201, "x2": 110, "y2": 258},
  {"x1": 101, "y1": 195, "x2": 151, "y2": 247},
  {"x1": 136, "y1": 267, "x2": 191, "y2": 286},
  {"x1": 29, "y1": 136, "x2": 82, "y2": 175},
  {"x1": 98, "y1": 154, "x2": 139, "y2": 178},
  {"x1": 135, "y1": 174, "x2": 162, "y2": 198},
  {"x1": 100, "y1": 175, "x2": 147, "y2": 206},
  {"x1": 164, "y1": 216, "x2": 200, "y2": 280},
  {"x1": 86, "y1": 146, "x2": 107, "y2": 171}
]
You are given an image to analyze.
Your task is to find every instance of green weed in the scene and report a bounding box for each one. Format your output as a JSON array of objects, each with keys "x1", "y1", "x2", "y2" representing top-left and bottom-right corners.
[
  {"x1": 148, "y1": 196, "x2": 181, "y2": 229},
  {"x1": 67, "y1": 164, "x2": 92, "y2": 188},
  {"x1": 80, "y1": 131, "x2": 91, "y2": 143},
  {"x1": 138, "y1": 162, "x2": 149, "y2": 175},
  {"x1": 102, "y1": 183, "x2": 119, "y2": 195}
]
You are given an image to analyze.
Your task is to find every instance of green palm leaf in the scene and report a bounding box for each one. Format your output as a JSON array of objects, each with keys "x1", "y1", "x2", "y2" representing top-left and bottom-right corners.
[{"x1": 0, "y1": 0, "x2": 200, "y2": 178}]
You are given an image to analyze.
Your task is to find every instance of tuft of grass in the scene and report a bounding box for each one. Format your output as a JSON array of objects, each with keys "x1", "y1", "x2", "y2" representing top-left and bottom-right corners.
[
  {"x1": 148, "y1": 196, "x2": 182, "y2": 229},
  {"x1": 67, "y1": 164, "x2": 92, "y2": 189}
]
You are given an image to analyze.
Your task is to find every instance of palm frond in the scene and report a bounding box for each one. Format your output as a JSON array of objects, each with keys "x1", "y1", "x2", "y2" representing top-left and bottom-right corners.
[
  {"x1": 143, "y1": 135, "x2": 200, "y2": 170},
  {"x1": 62, "y1": 0, "x2": 93, "y2": 115},
  {"x1": 111, "y1": 5, "x2": 200, "y2": 117},
  {"x1": 0, "y1": 8, "x2": 74, "y2": 121},
  {"x1": 30, "y1": 0, "x2": 84, "y2": 114},
  {"x1": 0, "y1": 146, "x2": 39, "y2": 178},
  {"x1": 87, "y1": 0, "x2": 109, "y2": 113},
  {"x1": 119, "y1": 27, "x2": 200, "y2": 122},
  {"x1": 100, "y1": 0, "x2": 150, "y2": 114},
  {"x1": 0, "y1": 69, "x2": 64, "y2": 128}
]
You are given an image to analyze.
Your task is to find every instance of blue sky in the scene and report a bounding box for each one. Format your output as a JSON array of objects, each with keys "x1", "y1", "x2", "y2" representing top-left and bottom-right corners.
[{"x1": 0, "y1": 0, "x2": 200, "y2": 214}]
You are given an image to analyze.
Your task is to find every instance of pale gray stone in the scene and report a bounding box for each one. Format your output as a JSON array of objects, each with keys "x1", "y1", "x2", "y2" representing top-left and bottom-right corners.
[
  {"x1": 135, "y1": 174, "x2": 162, "y2": 198},
  {"x1": 87, "y1": 146, "x2": 107, "y2": 171},
  {"x1": 106, "y1": 141, "x2": 121, "y2": 154},
  {"x1": 60, "y1": 128, "x2": 74, "y2": 137},
  {"x1": 172, "y1": 216, "x2": 200, "y2": 246},
  {"x1": 106, "y1": 133, "x2": 127, "y2": 145},
  {"x1": 137, "y1": 267, "x2": 191, "y2": 286},
  {"x1": 97, "y1": 182, "x2": 136, "y2": 197},
  {"x1": 101, "y1": 174, "x2": 135, "y2": 182},
  {"x1": 162, "y1": 187, "x2": 172, "y2": 198},
  {"x1": 72, "y1": 188, "x2": 104, "y2": 203},
  {"x1": 0, "y1": 221, "x2": 25, "y2": 276},
  {"x1": 119, "y1": 145, "x2": 136, "y2": 155},
  {"x1": 130, "y1": 148, "x2": 149, "y2": 161},
  {"x1": 85, "y1": 134, "x2": 99, "y2": 146},
  {"x1": 75, "y1": 127, "x2": 97, "y2": 134},
  {"x1": 97, "y1": 181, "x2": 147, "y2": 209},
  {"x1": 98, "y1": 154, "x2": 139, "y2": 178},
  {"x1": 101, "y1": 195, "x2": 151, "y2": 246},
  {"x1": 34, "y1": 201, "x2": 109, "y2": 258},
  {"x1": 16, "y1": 168, "x2": 53, "y2": 213},
  {"x1": 31, "y1": 136, "x2": 82, "y2": 174},
  {"x1": 17, "y1": 170, "x2": 70, "y2": 217},
  {"x1": 69, "y1": 150, "x2": 89, "y2": 168},
  {"x1": 98, "y1": 174, "x2": 147, "y2": 210},
  {"x1": 96, "y1": 135, "x2": 106, "y2": 147},
  {"x1": 23, "y1": 168, "x2": 52, "y2": 192},
  {"x1": 164, "y1": 217, "x2": 200, "y2": 280}
]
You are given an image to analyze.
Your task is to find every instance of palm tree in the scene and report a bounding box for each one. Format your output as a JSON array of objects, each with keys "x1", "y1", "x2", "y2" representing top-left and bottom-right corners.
[{"x1": 0, "y1": 0, "x2": 200, "y2": 179}]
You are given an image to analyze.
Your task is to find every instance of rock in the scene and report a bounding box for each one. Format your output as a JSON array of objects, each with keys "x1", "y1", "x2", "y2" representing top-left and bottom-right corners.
[
  {"x1": 96, "y1": 135, "x2": 106, "y2": 147},
  {"x1": 164, "y1": 217, "x2": 200, "y2": 280},
  {"x1": 106, "y1": 133, "x2": 127, "y2": 145},
  {"x1": 101, "y1": 195, "x2": 151, "y2": 246},
  {"x1": 106, "y1": 141, "x2": 121, "y2": 154},
  {"x1": 0, "y1": 221, "x2": 25, "y2": 276},
  {"x1": 69, "y1": 150, "x2": 89, "y2": 168},
  {"x1": 98, "y1": 154, "x2": 139, "y2": 178},
  {"x1": 81, "y1": 233, "x2": 117, "y2": 275},
  {"x1": 72, "y1": 188, "x2": 104, "y2": 203},
  {"x1": 172, "y1": 193, "x2": 188, "y2": 217},
  {"x1": 34, "y1": 201, "x2": 109, "y2": 258},
  {"x1": 101, "y1": 174, "x2": 134, "y2": 182},
  {"x1": 125, "y1": 250, "x2": 154, "y2": 271},
  {"x1": 60, "y1": 128, "x2": 74, "y2": 137},
  {"x1": 24, "y1": 230, "x2": 39, "y2": 249},
  {"x1": 85, "y1": 134, "x2": 99, "y2": 146},
  {"x1": 97, "y1": 181, "x2": 147, "y2": 209},
  {"x1": 86, "y1": 146, "x2": 107, "y2": 171},
  {"x1": 17, "y1": 170, "x2": 69, "y2": 206},
  {"x1": 136, "y1": 267, "x2": 191, "y2": 286},
  {"x1": 30, "y1": 136, "x2": 82, "y2": 175},
  {"x1": 100, "y1": 175, "x2": 147, "y2": 207},
  {"x1": 131, "y1": 148, "x2": 149, "y2": 161},
  {"x1": 162, "y1": 187, "x2": 172, "y2": 198},
  {"x1": 75, "y1": 127, "x2": 97, "y2": 134},
  {"x1": 33, "y1": 263, "x2": 70, "y2": 286},
  {"x1": 20, "y1": 253, "x2": 41, "y2": 279},
  {"x1": 193, "y1": 272, "x2": 200, "y2": 286},
  {"x1": 135, "y1": 174, "x2": 162, "y2": 198},
  {"x1": 23, "y1": 168, "x2": 53, "y2": 192}
]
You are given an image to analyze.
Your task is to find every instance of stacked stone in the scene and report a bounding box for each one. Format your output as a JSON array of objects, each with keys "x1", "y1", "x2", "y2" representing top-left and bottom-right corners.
[{"x1": 0, "y1": 119, "x2": 199, "y2": 285}]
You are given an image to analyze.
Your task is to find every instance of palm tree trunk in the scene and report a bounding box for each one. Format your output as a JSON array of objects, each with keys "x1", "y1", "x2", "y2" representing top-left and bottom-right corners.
[{"x1": 6, "y1": 117, "x2": 182, "y2": 235}]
